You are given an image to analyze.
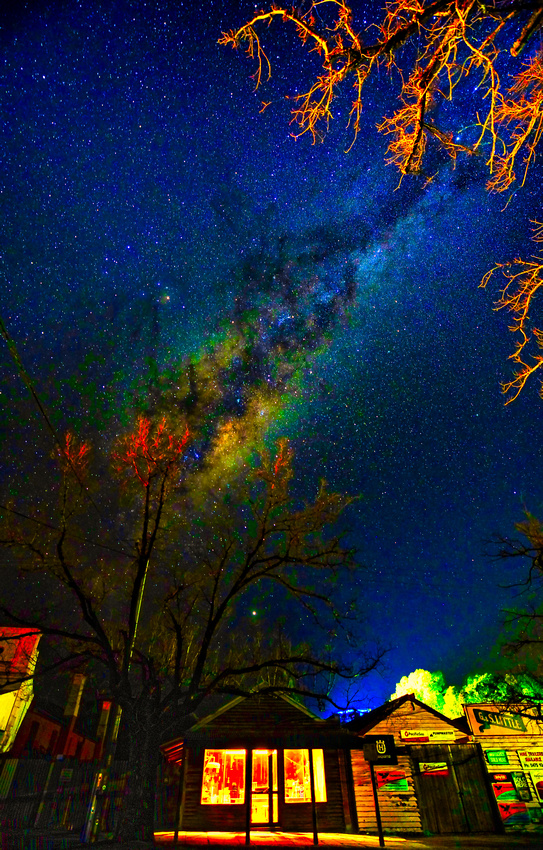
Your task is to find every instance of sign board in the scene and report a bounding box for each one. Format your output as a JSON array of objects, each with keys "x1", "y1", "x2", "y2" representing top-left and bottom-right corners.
[
  {"x1": 518, "y1": 749, "x2": 543, "y2": 770},
  {"x1": 363, "y1": 735, "x2": 397, "y2": 765},
  {"x1": 531, "y1": 770, "x2": 543, "y2": 803},
  {"x1": 375, "y1": 768, "x2": 408, "y2": 792},
  {"x1": 485, "y1": 749, "x2": 509, "y2": 766},
  {"x1": 419, "y1": 762, "x2": 449, "y2": 776},
  {"x1": 497, "y1": 801, "x2": 529, "y2": 825},
  {"x1": 512, "y1": 772, "x2": 532, "y2": 802},
  {"x1": 465, "y1": 704, "x2": 543, "y2": 736},
  {"x1": 400, "y1": 729, "x2": 456, "y2": 744}
]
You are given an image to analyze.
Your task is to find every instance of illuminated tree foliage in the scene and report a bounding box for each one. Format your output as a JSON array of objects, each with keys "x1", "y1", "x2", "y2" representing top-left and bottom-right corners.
[
  {"x1": 481, "y1": 220, "x2": 543, "y2": 402},
  {"x1": 221, "y1": 0, "x2": 543, "y2": 188},
  {"x1": 0, "y1": 419, "x2": 379, "y2": 841},
  {"x1": 391, "y1": 667, "x2": 542, "y2": 717}
]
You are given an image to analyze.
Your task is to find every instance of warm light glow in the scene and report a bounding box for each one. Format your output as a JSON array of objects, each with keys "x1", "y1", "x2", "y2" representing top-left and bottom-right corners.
[
  {"x1": 284, "y1": 749, "x2": 326, "y2": 802},
  {"x1": 201, "y1": 750, "x2": 246, "y2": 805}
]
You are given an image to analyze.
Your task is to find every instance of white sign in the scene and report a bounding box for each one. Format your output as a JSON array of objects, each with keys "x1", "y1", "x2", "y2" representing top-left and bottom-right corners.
[
  {"x1": 400, "y1": 729, "x2": 456, "y2": 743},
  {"x1": 517, "y1": 749, "x2": 543, "y2": 770}
]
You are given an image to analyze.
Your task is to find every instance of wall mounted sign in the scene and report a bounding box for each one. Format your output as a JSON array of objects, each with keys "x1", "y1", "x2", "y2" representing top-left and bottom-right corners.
[
  {"x1": 375, "y1": 769, "x2": 409, "y2": 792},
  {"x1": 485, "y1": 749, "x2": 509, "y2": 766},
  {"x1": 399, "y1": 729, "x2": 455, "y2": 743},
  {"x1": 491, "y1": 778, "x2": 518, "y2": 803},
  {"x1": 512, "y1": 772, "x2": 532, "y2": 802},
  {"x1": 363, "y1": 735, "x2": 397, "y2": 765},
  {"x1": 518, "y1": 749, "x2": 543, "y2": 770},
  {"x1": 465, "y1": 704, "x2": 543, "y2": 736},
  {"x1": 496, "y1": 801, "x2": 529, "y2": 826},
  {"x1": 530, "y1": 770, "x2": 543, "y2": 803},
  {"x1": 419, "y1": 762, "x2": 449, "y2": 776}
]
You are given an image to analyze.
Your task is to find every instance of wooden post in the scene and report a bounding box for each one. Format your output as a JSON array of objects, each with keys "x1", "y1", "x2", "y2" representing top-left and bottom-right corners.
[
  {"x1": 308, "y1": 750, "x2": 318, "y2": 846},
  {"x1": 369, "y1": 762, "x2": 385, "y2": 848},
  {"x1": 268, "y1": 752, "x2": 274, "y2": 828},
  {"x1": 245, "y1": 748, "x2": 253, "y2": 845},
  {"x1": 173, "y1": 753, "x2": 186, "y2": 847}
]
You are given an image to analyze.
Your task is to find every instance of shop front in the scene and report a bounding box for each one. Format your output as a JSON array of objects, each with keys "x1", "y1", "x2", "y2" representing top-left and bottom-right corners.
[{"x1": 162, "y1": 694, "x2": 358, "y2": 841}]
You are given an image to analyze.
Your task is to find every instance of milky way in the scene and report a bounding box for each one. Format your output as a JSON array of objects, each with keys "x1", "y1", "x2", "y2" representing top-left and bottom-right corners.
[{"x1": 1, "y1": 0, "x2": 543, "y2": 707}]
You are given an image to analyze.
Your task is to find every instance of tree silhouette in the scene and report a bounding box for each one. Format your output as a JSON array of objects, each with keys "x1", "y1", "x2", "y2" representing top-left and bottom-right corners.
[{"x1": 0, "y1": 419, "x2": 381, "y2": 841}]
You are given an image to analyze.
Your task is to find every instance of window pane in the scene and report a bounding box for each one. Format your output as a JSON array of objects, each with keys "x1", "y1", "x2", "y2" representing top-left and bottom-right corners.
[
  {"x1": 284, "y1": 749, "x2": 311, "y2": 802},
  {"x1": 201, "y1": 749, "x2": 246, "y2": 804},
  {"x1": 284, "y1": 749, "x2": 326, "y2": 803},
  {"x1": 313, "y1": 749, "x2": 327, "y2": 802}
]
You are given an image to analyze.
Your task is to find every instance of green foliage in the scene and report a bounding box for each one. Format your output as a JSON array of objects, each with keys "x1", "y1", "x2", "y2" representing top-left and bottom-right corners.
[{"x1": 391, "y1": 668, "x2": 543, "y2": 718}]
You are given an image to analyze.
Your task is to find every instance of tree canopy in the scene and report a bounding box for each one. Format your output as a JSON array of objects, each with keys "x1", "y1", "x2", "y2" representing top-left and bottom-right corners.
[{"x1": 0, "y1": 414, "x2": 381, "y2": 840}]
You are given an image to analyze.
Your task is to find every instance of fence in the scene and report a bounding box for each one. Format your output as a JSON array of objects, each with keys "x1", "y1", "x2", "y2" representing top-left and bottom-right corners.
[{"x1": 0, "y1": 756, "x2": 180, "y2": 837}]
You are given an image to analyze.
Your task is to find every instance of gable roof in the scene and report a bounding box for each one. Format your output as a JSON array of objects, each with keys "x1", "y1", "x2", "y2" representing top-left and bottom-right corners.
[
  {"x1": 162, "y1": 692, "x2": 359, "y2": 754},
  {"x1": 190, "y1": 693, "x2": 322, "y2": 731},
  {"x1": 347, "y1": 693, "x2": 468, "y2": 736}
]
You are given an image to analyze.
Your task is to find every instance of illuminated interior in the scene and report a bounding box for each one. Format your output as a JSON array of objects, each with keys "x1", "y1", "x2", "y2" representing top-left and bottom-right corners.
[
  {"x1": 201, "y1": 749, "x2": 246, "y2": 805},
  {"x1": 284, "y1": 749, "x2": 326, "y2": 802},
  {"x1": 251, "y1": 749, "x2": 278, "y2": 823}
]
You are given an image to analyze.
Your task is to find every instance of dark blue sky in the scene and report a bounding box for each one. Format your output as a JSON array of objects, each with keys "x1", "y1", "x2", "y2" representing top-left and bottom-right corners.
[{"x1": 1, "y1": 0, "x2": 542, "y2": 708}]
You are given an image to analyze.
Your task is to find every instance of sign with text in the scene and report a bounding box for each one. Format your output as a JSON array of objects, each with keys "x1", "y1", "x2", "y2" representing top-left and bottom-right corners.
[
  {"x1": 518, "y1": 749, "x2": 543, "y2": 770},
  {"x1": 485, "y1": 749, "x2": 509, "y2": 766},
  {"x1": 419, "y1": 762, "x2": 449, "y2": 776},
  {"x1": 375, "y1": 768, "x2": 408, "y2": 792},
  {"x1": 400, "y1": 729, "x2": 456, "y2": 744},
  {"x1": 465, "y1": 704, "x2": 543, "y2": 736},
  {"x1": 363, "y1": 735, "x2": 397, "y2": 765},
  {"x1": 497, "y1": 801, "x2": 529, "y2": 825},
  {"x1": 530, "y1": 770, "x2": 543, "y2": 803}
]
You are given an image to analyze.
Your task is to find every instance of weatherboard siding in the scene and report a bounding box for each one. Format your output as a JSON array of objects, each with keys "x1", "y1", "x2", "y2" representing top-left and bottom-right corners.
[
  {"x1": 362, "y1": 701, "x2": 467, "y2": 744},
  {"x1": 351, "y1": 750, "x2": 422, "y2": 834}
]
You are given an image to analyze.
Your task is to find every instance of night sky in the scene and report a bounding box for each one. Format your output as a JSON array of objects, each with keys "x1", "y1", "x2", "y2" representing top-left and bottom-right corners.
[{"x1": 1, "y1": 0, "x2": 542, "y2": 710}]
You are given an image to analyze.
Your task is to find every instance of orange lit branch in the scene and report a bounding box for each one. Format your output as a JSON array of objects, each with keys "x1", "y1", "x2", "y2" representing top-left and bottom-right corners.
[
  {"x1": 487, "y1": 52, "x2": 543, "y2": 192},
  {"x1": 481, "y1": 222, "x2": 543, "y2": 402},
  {"x1": 221, "y1": 0, "x2": 543, "y2": 181}
]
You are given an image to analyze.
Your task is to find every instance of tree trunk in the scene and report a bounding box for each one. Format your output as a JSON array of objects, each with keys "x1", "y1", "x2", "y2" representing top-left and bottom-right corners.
[{"x1": 116, "y1": 712, "x2": 160, "y2": 842}]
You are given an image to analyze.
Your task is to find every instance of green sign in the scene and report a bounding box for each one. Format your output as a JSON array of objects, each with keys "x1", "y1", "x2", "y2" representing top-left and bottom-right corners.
[{"x1": 486, "y1": 749, "x2": 509, "y2": 766}]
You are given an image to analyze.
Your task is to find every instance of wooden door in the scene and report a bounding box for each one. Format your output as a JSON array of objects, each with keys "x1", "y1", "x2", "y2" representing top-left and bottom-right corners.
[
  {"x1": 411, "y1": 744, "x2": 495, "y2": 834},
  {"x1": 251, "y1": 750, "x2": 278, "y2": 827}
]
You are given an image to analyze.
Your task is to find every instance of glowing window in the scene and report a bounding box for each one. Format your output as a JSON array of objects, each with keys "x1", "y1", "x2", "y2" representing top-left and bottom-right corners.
[
  {"x1": 201, "y1": 749, "x2": 246, "y2": 805},
  {"x1": 284, "y1": 749, "x2": 326, "y2": 802}
]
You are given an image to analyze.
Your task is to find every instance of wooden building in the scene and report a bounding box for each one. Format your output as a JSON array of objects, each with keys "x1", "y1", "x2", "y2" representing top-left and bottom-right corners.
[
  {"x1": 464, "y1": 703, "x2": 543, "y2": 833},
  {"x1": 161, "y1": 693, "x2": 359, "y2": 838},
  {"x1": 347, "y1": 694, "x2": 500, "y2": 836}
]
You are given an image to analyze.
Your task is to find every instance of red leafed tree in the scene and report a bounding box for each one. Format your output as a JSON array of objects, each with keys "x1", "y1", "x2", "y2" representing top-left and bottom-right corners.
[{"x1": 0, "y1": 414, "x2": 381, "y2": 841}]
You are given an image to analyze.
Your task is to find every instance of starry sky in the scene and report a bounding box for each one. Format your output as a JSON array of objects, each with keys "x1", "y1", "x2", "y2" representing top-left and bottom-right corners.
[{"x1": 1, "y1": 0, "x2": 542, "y2": 710}]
